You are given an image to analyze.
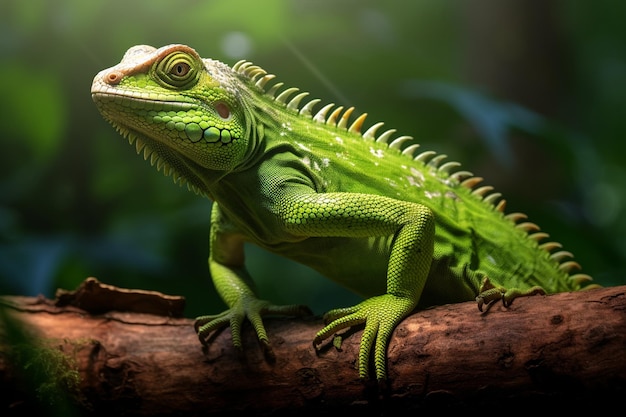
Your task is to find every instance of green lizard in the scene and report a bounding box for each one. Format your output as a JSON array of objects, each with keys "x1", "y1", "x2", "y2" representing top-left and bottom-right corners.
[{"x1": 91, "y1": 44, "x2": 595, "y2": 381}]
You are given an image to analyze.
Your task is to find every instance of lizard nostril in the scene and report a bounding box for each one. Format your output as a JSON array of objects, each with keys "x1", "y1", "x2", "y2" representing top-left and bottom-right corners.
[{"x1": 105, "y1": 71, "x2": 123, "y2": 85}]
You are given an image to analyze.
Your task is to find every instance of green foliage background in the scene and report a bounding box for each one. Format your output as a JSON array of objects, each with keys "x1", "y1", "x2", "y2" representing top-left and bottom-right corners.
[{"x1": 1, "y1": 0, "x2": 624, "y2": 317}]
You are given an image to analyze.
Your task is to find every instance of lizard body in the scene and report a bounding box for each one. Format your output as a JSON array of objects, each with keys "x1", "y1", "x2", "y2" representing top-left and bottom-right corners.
[{"x1": 91, "y1": 44, "x2": 595, "y2": 380}]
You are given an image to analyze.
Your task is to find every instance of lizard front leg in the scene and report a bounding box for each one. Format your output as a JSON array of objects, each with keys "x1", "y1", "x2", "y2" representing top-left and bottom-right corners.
[
  {"x1": 277, "y1": 190, "x2": 435, "y2": 380},
  {"x1": 194, "y1": 204, "x2": 311, "y2": 356}
]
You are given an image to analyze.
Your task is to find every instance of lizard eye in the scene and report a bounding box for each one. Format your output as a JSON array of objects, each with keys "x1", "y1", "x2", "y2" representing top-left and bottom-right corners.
[
  {"x1": 171, "y1": 62, "x2": 191, "y2": 77},
  {"x1": 155, "y1": 52, "x2": 198, "y2": 89}
]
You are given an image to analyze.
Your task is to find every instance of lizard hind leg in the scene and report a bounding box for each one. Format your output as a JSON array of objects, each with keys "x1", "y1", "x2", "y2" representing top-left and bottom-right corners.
[{"x1": 475, "y1": 276, "x2": 546, "y2": 312}]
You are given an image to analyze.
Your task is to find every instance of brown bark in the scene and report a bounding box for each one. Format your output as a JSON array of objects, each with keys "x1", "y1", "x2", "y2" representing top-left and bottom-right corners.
[{"x1": 1, "y1": 280, "x2": 625, "y2": 416}]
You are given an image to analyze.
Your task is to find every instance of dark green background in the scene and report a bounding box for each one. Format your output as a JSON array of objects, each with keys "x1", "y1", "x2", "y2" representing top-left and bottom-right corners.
[{"x1": 1, "y1": 0, "x2": 624, "y2": 318}]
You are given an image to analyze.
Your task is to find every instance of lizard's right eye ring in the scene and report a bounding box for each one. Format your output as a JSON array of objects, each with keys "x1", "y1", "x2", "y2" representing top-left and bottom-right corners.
[{"x1": 155, "y1": 52, "x2": 199, "y2": 89}]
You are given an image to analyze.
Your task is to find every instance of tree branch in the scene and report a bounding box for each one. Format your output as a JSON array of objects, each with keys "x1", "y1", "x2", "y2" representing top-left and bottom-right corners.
[{"x1": 1, "y1": 279, "x2": 625, "y2": 416}]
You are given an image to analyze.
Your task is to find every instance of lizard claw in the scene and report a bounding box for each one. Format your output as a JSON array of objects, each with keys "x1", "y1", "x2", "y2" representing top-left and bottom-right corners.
[
  {"x1": 195, "y1": 296, "x2": 312, "y2": 350},
  {"x1": 476, "y1": 276, "x2": 547, "y2": 312},
  {"x1": 314, "y1": 294, "x2": 415, "y2": 380}
]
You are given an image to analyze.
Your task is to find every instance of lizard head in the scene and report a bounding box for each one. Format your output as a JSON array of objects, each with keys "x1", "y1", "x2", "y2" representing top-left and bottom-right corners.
[{"x1": 91, "y1": 44, "x2": 255, "y2": 195}]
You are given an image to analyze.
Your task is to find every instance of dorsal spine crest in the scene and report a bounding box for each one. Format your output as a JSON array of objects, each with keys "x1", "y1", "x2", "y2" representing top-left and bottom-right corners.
[{"x1": 233, "y1": 59, "x2": 509, "y2": 205}]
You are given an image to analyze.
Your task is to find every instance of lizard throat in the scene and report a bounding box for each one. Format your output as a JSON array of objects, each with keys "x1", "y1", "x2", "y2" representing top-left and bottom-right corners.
[{"x1": 106, "y1": 120, "x2": 209, "y2": 197}]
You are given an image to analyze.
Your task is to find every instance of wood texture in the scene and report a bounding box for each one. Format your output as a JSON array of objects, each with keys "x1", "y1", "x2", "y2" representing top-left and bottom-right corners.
[{"x1": 1, "y1": 283, "x2": 625, "y2": 416}]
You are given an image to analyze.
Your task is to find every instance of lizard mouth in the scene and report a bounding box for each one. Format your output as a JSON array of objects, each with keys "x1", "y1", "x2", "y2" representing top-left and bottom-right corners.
[
  {"x1": 91, "y1": 89, "x2": 196, "y2": 112},
  {"x1": 92, "y1": 88, "x2": 210, "y2": 195}
]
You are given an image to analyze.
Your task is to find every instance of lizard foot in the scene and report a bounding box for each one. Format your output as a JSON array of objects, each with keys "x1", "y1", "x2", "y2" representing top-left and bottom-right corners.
[
  {"x1": 313, "y1": 294, "x2": 415, "y2": 381},
  {"x1": 476, "y1": 276, "x2": 546, "y2": 312},
  {"x1": 195, "y1": 295, "x2": 311, "y2": 356}
]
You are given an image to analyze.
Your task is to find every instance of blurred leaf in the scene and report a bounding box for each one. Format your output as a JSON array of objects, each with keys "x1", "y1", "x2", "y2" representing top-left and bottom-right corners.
[
  {"x1": 401, "y1": 80, "x2": 545, "y2": 166},
  {"x1": 0, "y1": 237, "x2": 70, "y2": 296},
  {"x1": 0, "y1": 63, "x2": 66, "y2": 164}
]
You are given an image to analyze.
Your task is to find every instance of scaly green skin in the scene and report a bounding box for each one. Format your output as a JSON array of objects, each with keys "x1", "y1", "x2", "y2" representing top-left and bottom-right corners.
[{"x1": 91, "y1": 44, "x2": 595, "y2": 380}]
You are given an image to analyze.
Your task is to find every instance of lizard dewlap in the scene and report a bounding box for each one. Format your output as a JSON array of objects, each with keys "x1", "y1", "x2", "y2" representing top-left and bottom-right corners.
[{"x1": 91, "y1": 44, "x2": 596, "y2": 381}]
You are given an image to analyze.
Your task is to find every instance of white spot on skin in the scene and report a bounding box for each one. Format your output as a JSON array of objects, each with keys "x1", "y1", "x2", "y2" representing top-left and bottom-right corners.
[
  {"x1": 279, "y1": 122, "x2": 293, "y2": 137},
  {"x1": 335, "y1": 137, "x2": 344, "y2": 145},
  {"x1": 406, "y1": 176, "x2": 422, "y2": 188},
  {"x1": 297, "y1": 142, "x2": 311, "y2": 152},
  {"x1": 410, "y1": 167, "x2": 425, "y2": 183},
  {"x1": 445, "y1": 191, "x2": 459, "y2": 200},
  {"x1": 370, "y1": 147, "x2": 384, "y2": 158},
  {"x1": 302, "y1": 156, "x2": 311, "y2": 167},
  {"x1": 424, "y1": 191, "x2": 442, "y2": 199}
]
